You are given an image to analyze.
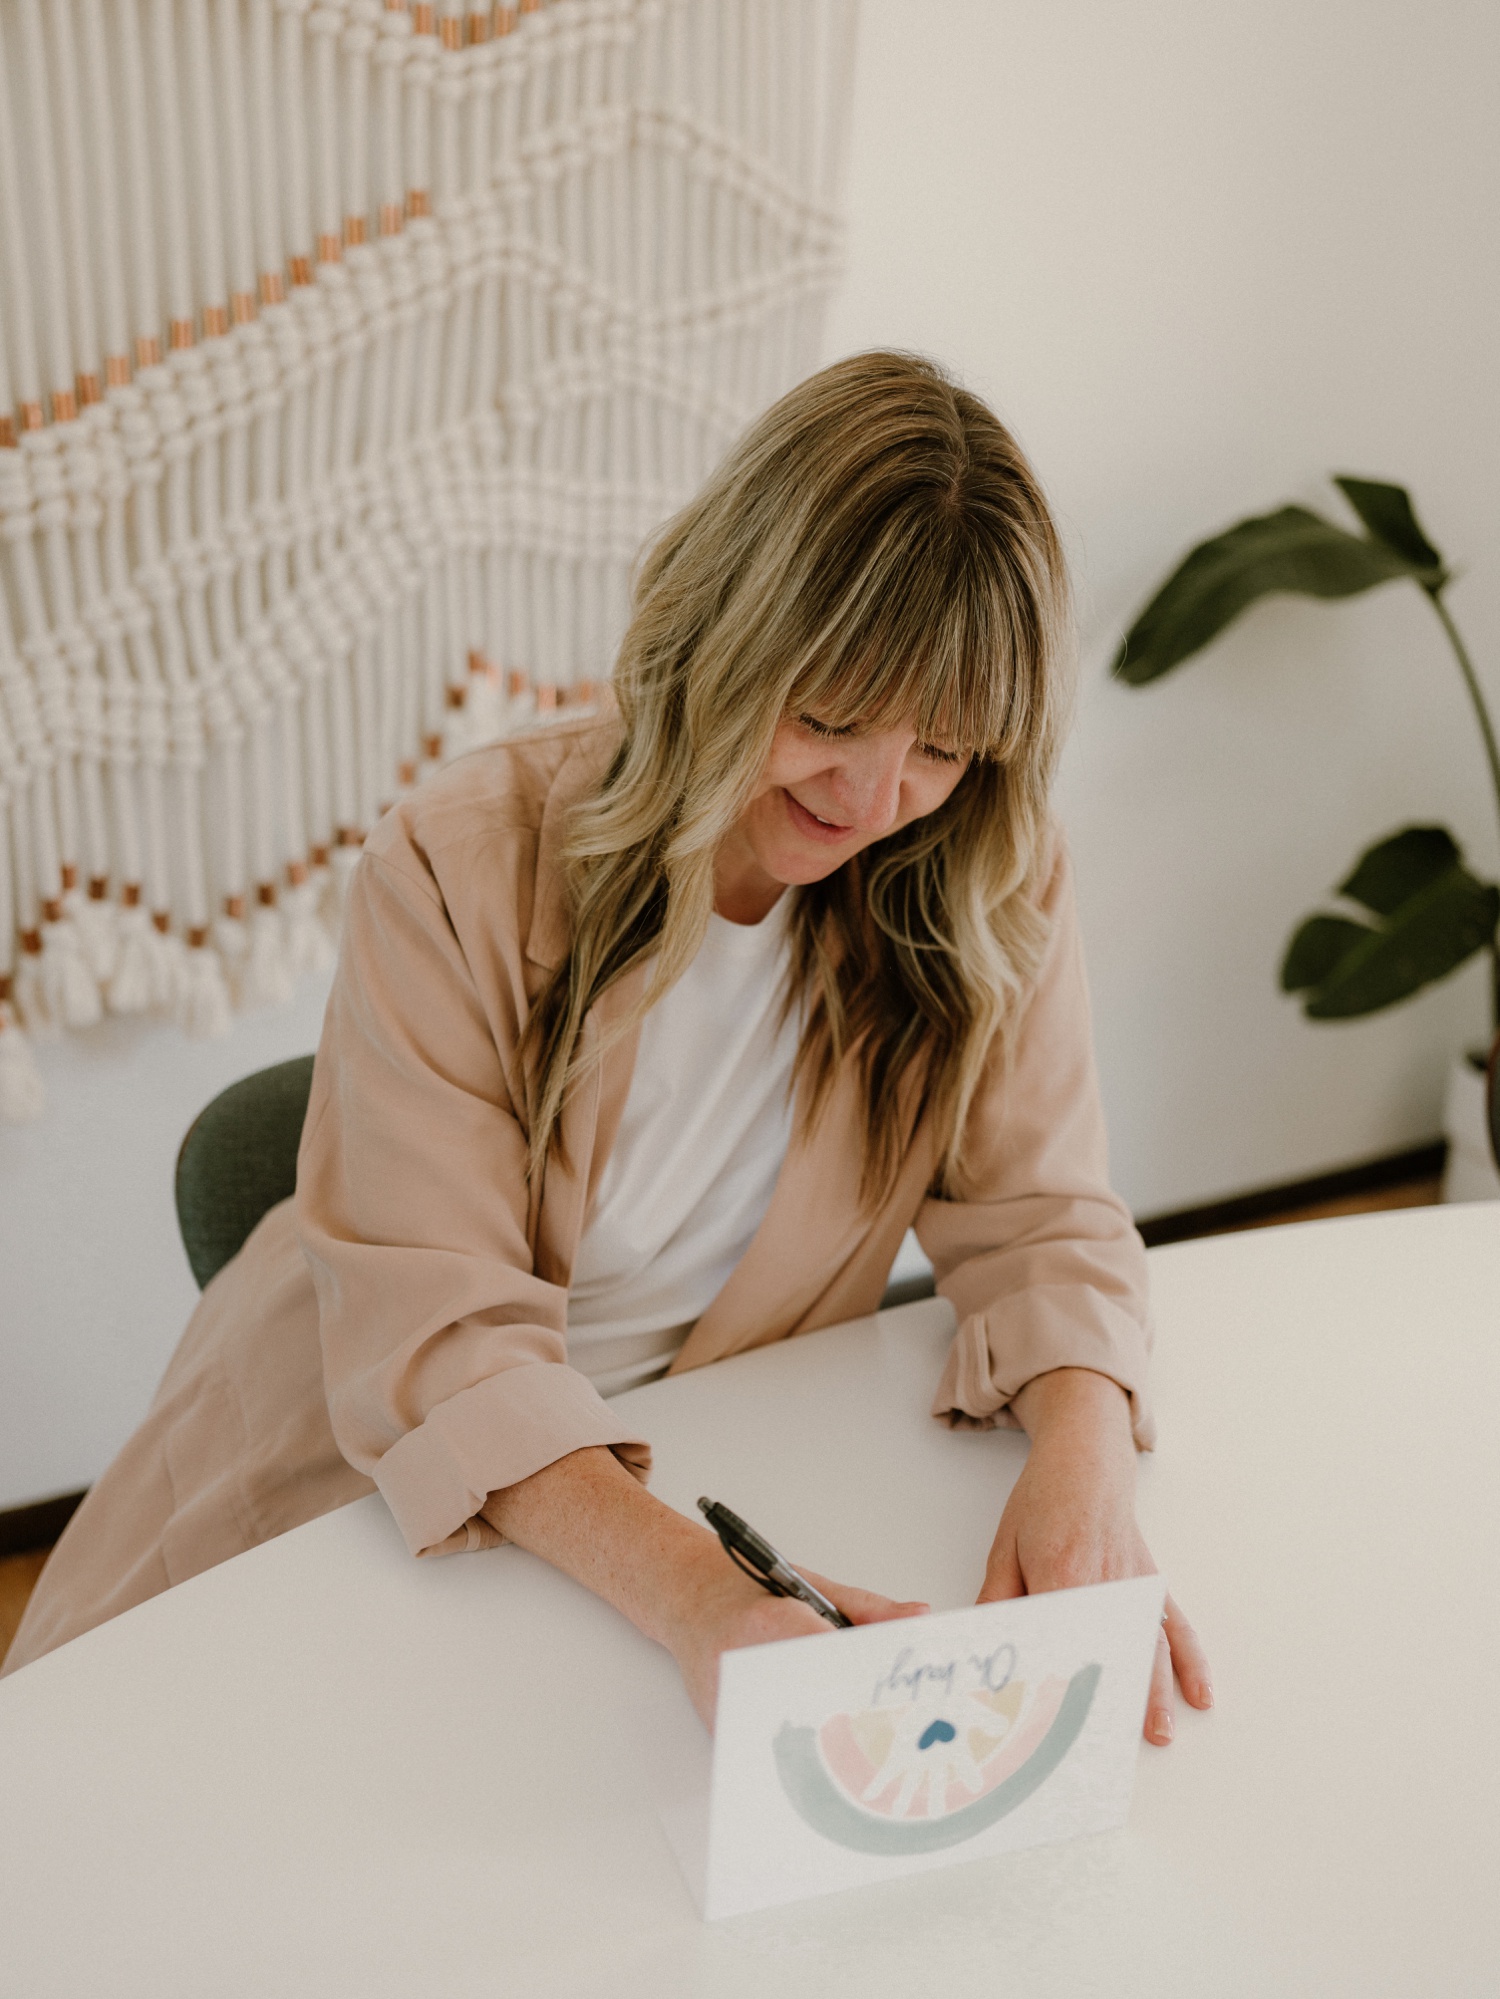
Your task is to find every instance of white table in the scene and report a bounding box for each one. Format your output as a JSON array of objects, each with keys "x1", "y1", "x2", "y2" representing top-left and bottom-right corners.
[{"x1": 1, "y1": 1204, "x2": 1496, "y2": 1997}]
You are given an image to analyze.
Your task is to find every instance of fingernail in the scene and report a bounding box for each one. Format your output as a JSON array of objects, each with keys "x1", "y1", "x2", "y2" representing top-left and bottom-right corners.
[
  {"x1": 1151, "y1": 1709, "x2": 1173, "y2": 1743},
  {"x1": 1200, "y1": 1683, "x2": 1214, "y2": 1709}
]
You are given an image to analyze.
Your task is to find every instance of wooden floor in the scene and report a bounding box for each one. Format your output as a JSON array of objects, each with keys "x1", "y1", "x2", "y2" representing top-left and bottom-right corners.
[{"x1": 0, "y1": 1171, "x2": 1445, "y2": 1674}]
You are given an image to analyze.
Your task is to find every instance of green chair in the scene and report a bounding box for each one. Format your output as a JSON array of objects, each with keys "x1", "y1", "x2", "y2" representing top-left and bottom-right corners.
[{"x1": 175, "y1": 1056, "x2": 316, "y2": 1289}]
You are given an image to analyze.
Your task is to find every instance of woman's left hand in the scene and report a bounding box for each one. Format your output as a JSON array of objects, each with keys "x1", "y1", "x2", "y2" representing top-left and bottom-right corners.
[{"x1": 977, "y1": 1367, "x2": 1213, "y2": 1746}]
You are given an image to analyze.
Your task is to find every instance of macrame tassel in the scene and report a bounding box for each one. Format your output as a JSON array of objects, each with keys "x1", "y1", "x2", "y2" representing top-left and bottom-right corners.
[
  {"x1": 13, "y1": 943, "x2": 54, "y2": 1039},
  {"x1": 177, "y1": 940, "x2": 234, "y2": 1040},
  {"x1": 107, "y1": 902, "x2": 157, "y2": 1014},
  {"x1": 0, "y1": 1000, "x2": 46, "y2": 1123},
  {"x1": 212, "y1": 912, "x2": 250, "y2": 1003},
  {"x1": 148, "y1": 928, "x2": 191, "y2": 1015},
  {"x1": 64, "y1": 886, "x2": 120, "y2": 986},
  {"x1": 464, "y1": 664, "x2": 506, "y2": 751},
  {"x1": 282, "y1": 875, "x2": 336, "y2": 979},
  {"x1": 323, "y1": 844, "x2": 363, "y2": 930},
  {"x1": 239, "y1": 902, "x2": 294, "y2": 1008},
  {"x1": 40, "y1": 918, "x2": 104, "y2": 1030}
]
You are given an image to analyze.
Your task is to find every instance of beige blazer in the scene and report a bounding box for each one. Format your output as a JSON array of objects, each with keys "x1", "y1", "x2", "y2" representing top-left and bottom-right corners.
[{"x1": 6, "y1": 715, "x2": 1151, "y2": 1673}]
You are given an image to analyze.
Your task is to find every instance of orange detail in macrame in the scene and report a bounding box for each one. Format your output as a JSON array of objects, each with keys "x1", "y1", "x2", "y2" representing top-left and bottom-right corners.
[
  {"x1": 187, "y1": 924, "x2": 210, "y2": 948},
  {"x1": 42, "y1": 899, "x2": 63, "y2": 923},
  {"x1": 223, "y1": 894, "x2": 246, "y2": 921},
  {"x1": 231, "y1": 292, "x2": 256, "y2": 326},
  {"x1": 495, "y1": 5, "x2": 517, "y2": 30},
  {"x1": 535, "y1": 684, "x2": 558, "y2": 711},
  {"x1": 507, "y1": 668, "x2": 528, "y2": 697},
  {"x1": 0, "y1": 416, "x2": 15, "y2": 449},
  {"x1": 468, "y1": 11, "x2": 491, "y2": 41},
  {"x1": 289, "y1": 256, "x2": 313, "y2": 287},
  {"x1": 60, "y1": 865, "x2": 79, "y2": 892},
  {"x1": 423, "y1": 733, "x2": 442, "y2": 759},
  {"x1": 106, "y1": 355, "x2": 131, "y2": 387},
  {"x1": 77, "y1": 374, "x2": 102, "y2": 407},
  {"x1": 467, "y1": 649, "x2": 488, "y2": 675},
  {"x1": 260, "y1": 271, "x2": 287, "y2": 305},
  {"x1": 88, "y1": 877, "x2": 109, "y2": 900},
  {"x1": 446, "y1": 683, "x2": 467, "y2": 709},
  {"x1": 257, "y1": 882, "x2": 277, "y2": 907},
  {"x1": 50, "y1": 388, "x2": 77, "y2": 424},
  {"x1": 398, "y1": 760, "x2": 417, "y2": 786},
  {"x1": 202, "y1": 304, "x2": 229, "y2": 339},
  {"x1": 121, "y1": 882, "x2": 142, "y2": 908},
  {"x1": 317, "y1": 233, "x2": 342, "y2": 264},
  {"x1": 286, "y1": 859, "x2": 308, "y2": 887},
  {"x1": 407, "y1": 189, "x2": 431, "y2": 219},
  {"x1": 335, "y1": 827, "x2": 365, "y2": 848},
  {"x1": 310, "y1": 843, "x2": 330, "y2": 867},
  {"x1": 413, "y1": 3, "x2": 435, "y2": 30},
  {"x1": 151, "y1": 911, "x2": 171, "y2": 935},
  {"x1": 20, "y1": 929, "x2": 42, "y2": 955},
  {"x1": 169, "y1": 319, "x2": 194, "y2": 351},
  {"x1": 378, "y1": 204, "x2": 404, "y2": 237},
  {"x1": 20, "y1": 402, "x2": 44, "y2": 431},
  {"x1": 440, "y1": 14, "x2": 462, "y2": 48},
  {"x1": 135, "y1": 335, "x2": 162, "y2": 369},
  {"x1": 345, "y1": 215, "x2": 368, "y2": 246}
]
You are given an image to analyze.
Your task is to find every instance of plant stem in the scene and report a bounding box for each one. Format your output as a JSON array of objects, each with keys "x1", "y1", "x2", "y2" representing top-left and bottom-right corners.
[
  {"x1": 1427, "y1": 586, "x2": 1500, "y2": 865},
  {"x1": 1427, "y1": 587, "x2": 1500, "y2": 1035}
]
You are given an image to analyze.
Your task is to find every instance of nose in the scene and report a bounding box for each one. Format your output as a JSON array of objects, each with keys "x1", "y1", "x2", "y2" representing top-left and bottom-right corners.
[{"x1": 827, "y1": 736, "x2": 907, "y2": 833}]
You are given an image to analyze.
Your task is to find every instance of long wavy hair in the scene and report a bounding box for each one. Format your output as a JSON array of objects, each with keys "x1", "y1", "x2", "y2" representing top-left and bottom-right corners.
[{"x1": 523, "y1": 351, "x2": 1073, "y2": 1201}]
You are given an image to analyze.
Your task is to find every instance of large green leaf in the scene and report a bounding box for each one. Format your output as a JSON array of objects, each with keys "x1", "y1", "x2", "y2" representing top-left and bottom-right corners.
[
  {"x1": 1114, "y1": 505, "x2": 1425, "y2": 685},
  {"x1": 1281, "y1": 915, "x2": 1371, "y2": 993},
  {"x1": 1281, "y1": 826, "x2": 1499, "y2": 1019},
  {"x1": 1337, "y1": 824, "x2": 1459, "y2": 917},
  {"x1": 1332, "y1": 477, "x2": 1446, "y2": 578}
]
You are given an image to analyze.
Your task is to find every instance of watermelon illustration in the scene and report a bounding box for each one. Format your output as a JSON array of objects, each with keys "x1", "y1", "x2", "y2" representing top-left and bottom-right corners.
[{"x1": 772, "y1": 1662, "x2": 1101, "y2": 1855}]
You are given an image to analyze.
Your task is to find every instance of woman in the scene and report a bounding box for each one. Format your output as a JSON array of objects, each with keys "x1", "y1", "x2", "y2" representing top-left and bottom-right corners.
[{"x1": 8, "y1": 353, "x2": 1211, "y2": 1743}]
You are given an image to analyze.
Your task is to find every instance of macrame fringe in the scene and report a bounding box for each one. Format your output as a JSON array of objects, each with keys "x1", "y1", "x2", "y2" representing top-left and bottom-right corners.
[
  {"x1": 0, "y1": 0, "x2": 853, "y2": 1122},
  {"x1": 0, "y1": 1000, "x2": 45, "y2": 1123}
]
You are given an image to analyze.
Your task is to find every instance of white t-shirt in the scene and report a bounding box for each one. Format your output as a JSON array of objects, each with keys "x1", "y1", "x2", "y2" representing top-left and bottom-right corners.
[{"x1": 566, "y1": 894, "x2": 799, "y2": 1396}]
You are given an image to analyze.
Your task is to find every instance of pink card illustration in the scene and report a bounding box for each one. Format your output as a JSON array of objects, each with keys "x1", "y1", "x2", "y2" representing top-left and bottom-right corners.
[{"x1": 667, "y1": 1574, "x2": 1165, "y2": 1919}]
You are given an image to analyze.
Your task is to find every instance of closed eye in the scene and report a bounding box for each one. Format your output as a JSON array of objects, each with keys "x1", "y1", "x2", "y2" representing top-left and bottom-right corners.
[
  {"x1": 916, "y1": 741, "x2": 965, "y2": 767},
  {"x1": 796, "y1": 713, "x2": 856, "y2": 740}
]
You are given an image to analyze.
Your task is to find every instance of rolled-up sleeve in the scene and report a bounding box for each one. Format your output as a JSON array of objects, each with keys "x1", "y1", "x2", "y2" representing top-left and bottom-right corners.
[
  {"x1": 918, "y1": 839, "x2": 1155, "y2": 1448},
  {"x1": 295, "y1": 838, "x2": 650, "y2": 1558}
]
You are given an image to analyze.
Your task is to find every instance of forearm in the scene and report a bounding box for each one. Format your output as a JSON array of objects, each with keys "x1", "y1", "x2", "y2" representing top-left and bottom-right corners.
[
  {"x1": 1009, "y1": 1365, "x2": 1136, "y2": 1457},
  {"x1": 480, "y1": 1445, "x2": 742, "y2": 1653}
]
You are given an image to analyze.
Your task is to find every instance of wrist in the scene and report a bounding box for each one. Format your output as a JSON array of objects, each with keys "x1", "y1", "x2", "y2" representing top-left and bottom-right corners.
[{"x1": 1010, "y1": 1367, "x2": 1135, "y2": 1452}]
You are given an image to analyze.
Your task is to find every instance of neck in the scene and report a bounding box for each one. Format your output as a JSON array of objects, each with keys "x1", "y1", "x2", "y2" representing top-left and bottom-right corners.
[{"x1": 712, "y1": 832, "x2": 787, "y2": 926}]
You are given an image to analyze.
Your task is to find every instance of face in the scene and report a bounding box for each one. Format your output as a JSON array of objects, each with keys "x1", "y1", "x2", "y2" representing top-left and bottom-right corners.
[{"x1": 715, "y1": 710, "x2": 972, "y2": 918}]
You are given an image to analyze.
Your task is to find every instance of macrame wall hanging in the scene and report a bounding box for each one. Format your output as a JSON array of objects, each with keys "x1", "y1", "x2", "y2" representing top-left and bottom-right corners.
[{"x1": 0, "y1": 0, "x2": 855, "y2": 1121}]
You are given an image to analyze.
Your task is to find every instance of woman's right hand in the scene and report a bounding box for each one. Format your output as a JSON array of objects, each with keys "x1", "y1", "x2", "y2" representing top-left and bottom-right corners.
[
  {"x1": 483, "y1": 1445, "x2": 925, "y2": 1732},
  {"x1": 663, "y1": 1545, "x2": 927, "y2": 1729}
]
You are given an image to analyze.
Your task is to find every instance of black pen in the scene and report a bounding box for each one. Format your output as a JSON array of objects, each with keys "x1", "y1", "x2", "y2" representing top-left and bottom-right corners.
[{"x1": 697, "y1": 1497, "x2": 853, "y2": 1628}]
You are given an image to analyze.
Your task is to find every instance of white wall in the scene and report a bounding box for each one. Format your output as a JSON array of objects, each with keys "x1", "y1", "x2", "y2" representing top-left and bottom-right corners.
[
  {"x1": 5, "y1": 0, "x2": 1499, "y2": 1510},
  {"x1": 0, "y1": 980, "x2": 332, "y2": 1509},
  {"x1": 825, "y1": 0, "x2": 1500, "y2": 1217}
]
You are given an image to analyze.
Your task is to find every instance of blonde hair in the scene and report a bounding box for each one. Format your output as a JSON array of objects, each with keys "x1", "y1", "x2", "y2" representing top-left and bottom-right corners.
[{"x1": 525, "y1": 351, "x2": 1072, "y2": 1200}]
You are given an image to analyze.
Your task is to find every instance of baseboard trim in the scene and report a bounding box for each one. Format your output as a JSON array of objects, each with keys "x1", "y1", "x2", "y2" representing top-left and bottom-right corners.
[
  {"x1": 0, "y1": 1488, "x2": 86, "y2": 1558},
  {"x1": 1135, "y1": 1140, "x2": 1447, "y2": 1248}
]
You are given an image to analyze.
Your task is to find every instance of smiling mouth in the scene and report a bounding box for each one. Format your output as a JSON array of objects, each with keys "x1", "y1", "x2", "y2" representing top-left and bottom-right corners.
[{"x1": 786, "y1": 792, "x2": 852, "y2": 839}]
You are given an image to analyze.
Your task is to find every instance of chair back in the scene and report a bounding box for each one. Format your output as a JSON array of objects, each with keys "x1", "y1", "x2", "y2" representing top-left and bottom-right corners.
[{"x1": 175, "y1": 1056, "x2": 316, "y2": 1290}]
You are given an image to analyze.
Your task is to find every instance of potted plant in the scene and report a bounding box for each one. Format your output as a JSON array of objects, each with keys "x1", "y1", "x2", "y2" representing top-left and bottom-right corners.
[{"x1": 1114, "y1": 477, "x2": 1500, "y2": 1200}]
